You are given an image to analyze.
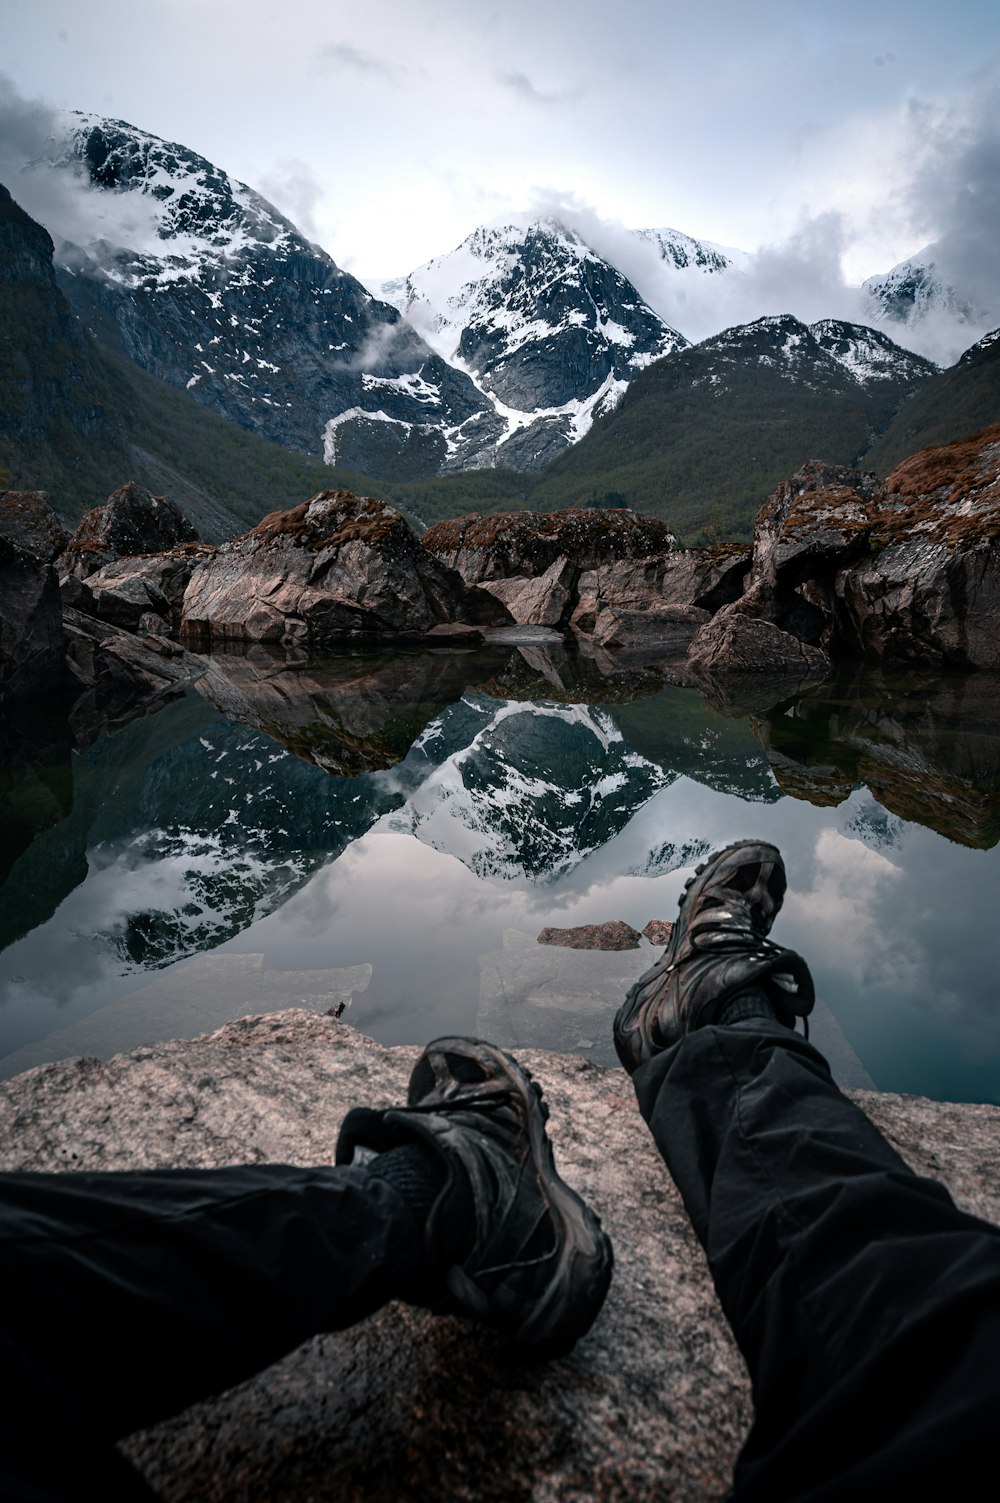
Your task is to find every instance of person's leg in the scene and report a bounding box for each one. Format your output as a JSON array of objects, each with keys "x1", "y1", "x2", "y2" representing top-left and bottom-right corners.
[
  {"x1": 615, "y1": 840, "x2": 1000, "y2": 1500},
  {"x1": 634, "y1": 1023, "x2": 1000, "y2": 1500},
  {"x1": 2, "y1": 1036, "x2": 611, "y2": 1503},
  {"x1": 0, "y1": 1160, "x2": 434, "y2": 1502}
]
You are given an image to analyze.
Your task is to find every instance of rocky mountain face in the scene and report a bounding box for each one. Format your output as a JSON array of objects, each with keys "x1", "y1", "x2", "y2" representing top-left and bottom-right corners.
[
  {"x1": 0, "y1": 183, "x2": 352, "y2": 535},
  {"x1": 529, "y1": 313, "x2": 937, "y2": 538},
  {"x1": 36, "y1": 115, "x2": 502, "y2": 479},
  {"x1": 0, "y1": 182, "x2": 136, "y2": 503},
  {"x1": 380, "y1": 218, "x2": 688, "y2": 470}
]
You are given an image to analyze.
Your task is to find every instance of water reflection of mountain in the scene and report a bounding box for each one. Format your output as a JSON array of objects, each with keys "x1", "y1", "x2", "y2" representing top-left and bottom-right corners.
[
  {"x1": 386, "y1": 697, "x2": 671, "y2": 883},
  {"x1": 0, "y1": 693, "x2": 402, "y2": 967},
  {"x1": 610, "y1": 688, "x2": 781, "y2": 803},
  {"x1": 7, "y1": 647, "x2": 1000, "y2": 995},
  {"x1": 751, "y1": 671, "x2": 1000, "y2": 849},
  {"x1": 1, "y1": 643, "x2": 683, "y2": 969}
]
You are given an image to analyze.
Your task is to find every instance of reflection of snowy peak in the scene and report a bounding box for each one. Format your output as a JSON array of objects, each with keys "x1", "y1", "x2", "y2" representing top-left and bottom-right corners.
[
  {"x1": 838, "y1": 791, "x2": 906, "y2": 859},
  {"x1": 380, "y1": 217, "x2": 688, "y2": 470},
  {"x1": 382, "y1": 697, "x2": 672, "y2": 882},
  {"x1": 623, "y1": 837, "x2": 713, "y2": 879},
  {"x1": 27, "y1": 113, "x2": 500, "y2": 476},
  {"x1": 91, "y1": 720, "x2": 400, "y2": 970}
]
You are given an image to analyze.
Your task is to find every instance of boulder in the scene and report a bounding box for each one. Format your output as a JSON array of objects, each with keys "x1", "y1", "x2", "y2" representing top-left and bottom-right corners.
[
  {"x1": 643, "y1": 920, "x2": 674, "y2": 947},
  {"x1": 688, "y1": 606, "x2": 830, "y2": 678},
  {"x1": 571, "y1": 547, "x2": 749, "y2": 635},
  {"x1": 1, "y1": 1013, "x2": 997, "y2": 1503},
  {"x1": 422, "y1": 508, "x2": 678, "y2": 586},
  {"x1": 58, "y1": 482, "x2": 200, "y2": 579},
  {"x1": 474, "y1": 555, "x2": 575, "y2": 627},
  {"x1": 63, "y1": 607, "x2": 206, "y2": 727},
  {"x1": 837, "y1": 426, "x2": 1000, "y2": 667},
  {"x1": 79, "y1": 546, "x2": 214, "y2": 635},
  {"x1": 0, "y1": 534, "x2": 65, "y2": 703},
  {"x1": 181, "y1": 491, "x2": 464, "y2": 649},
  {"x1": 0, "y1": 490, "x2": 68, "y2": 562},
  {"x1": 690, "y1": 427, "x2": 1000, "y2": 675}
]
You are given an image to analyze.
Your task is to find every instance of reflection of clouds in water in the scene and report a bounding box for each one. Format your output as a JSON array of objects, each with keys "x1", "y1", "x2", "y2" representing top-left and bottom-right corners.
[{"x1": 787, "y1": 828, "x2": 922, "y2": 993}]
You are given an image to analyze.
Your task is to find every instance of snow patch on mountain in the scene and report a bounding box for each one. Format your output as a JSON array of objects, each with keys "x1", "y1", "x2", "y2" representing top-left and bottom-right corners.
[
  {"x1": 379, "y1": 216, "x2": 688, "y2": 466},
  {"x1": 862, "y1": 245, "x2": 1000, "y2": 367}
]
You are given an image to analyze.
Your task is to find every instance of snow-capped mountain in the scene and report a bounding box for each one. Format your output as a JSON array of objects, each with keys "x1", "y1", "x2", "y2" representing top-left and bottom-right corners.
[
  {"x1": 861, "y1": 244, "x2": 1000, "y2": 365},
  {"x1": 633, "y1": 225, "x2": 748, "y2": 275},
  {"x1": 690, "y1": 314, "x2": 938, "y2": 392},
  {"x1": 24, "y1": 113, "x2": 504, "y2": 477},
  {"x1": 863, "y1": 248, "x2": 975, "y2": 327},
  {"x1": 379, "y1": 217, "x2": 689, "y2": 470}
]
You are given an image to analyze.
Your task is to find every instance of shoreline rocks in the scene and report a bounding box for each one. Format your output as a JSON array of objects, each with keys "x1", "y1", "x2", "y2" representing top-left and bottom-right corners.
[{"x1": 7, "y1": 420, "x2": 1000, "y2": 716}]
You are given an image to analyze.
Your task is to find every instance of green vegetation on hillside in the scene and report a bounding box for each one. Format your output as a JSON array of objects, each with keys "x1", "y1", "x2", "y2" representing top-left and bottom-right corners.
[{"x1": 863, "y1": 336, "x2": 1000, "y2": 476}]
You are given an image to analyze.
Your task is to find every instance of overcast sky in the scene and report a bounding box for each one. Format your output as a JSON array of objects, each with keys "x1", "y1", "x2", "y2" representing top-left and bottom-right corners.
[{"x1": 1, "y1": 0, "x2": 997, "y2": 298}]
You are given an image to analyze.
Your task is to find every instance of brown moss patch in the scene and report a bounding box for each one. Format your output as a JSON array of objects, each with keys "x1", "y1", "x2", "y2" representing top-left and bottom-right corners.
[
  {"x1": 246, "y1": 491, "x2": 407, "y2": 553},
  {"x1": 885, "y1": 423, "x2": 1000, "y2": 502}
]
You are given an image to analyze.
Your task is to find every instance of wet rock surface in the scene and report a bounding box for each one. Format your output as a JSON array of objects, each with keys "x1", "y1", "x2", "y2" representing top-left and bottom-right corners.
[{"x1": 2, "y1": 1012, "x2": 994, "y2": 1502}]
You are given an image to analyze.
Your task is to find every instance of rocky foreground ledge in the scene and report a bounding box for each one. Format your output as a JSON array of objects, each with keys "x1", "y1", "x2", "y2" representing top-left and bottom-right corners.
[{"x1": 2, "y1": 1012, "x2": 998, "y2": 1502}]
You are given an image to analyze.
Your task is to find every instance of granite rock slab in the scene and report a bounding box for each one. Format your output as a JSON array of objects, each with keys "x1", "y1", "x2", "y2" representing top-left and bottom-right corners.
[{"x1": 1, "y1": 1012, "x2": 997, "y2": 1501}]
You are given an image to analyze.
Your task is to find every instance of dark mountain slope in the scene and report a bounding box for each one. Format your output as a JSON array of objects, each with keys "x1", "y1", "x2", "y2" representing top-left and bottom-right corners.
[
  {"x1": 526, "y1": 316, "x2": 936, "y2": 541},
  {"x1": 0, "y1": 184, "x2": 364, "y2": 536},
  {"x1": 864, "y1": 330, "x2": 1000, "y2": 476}
]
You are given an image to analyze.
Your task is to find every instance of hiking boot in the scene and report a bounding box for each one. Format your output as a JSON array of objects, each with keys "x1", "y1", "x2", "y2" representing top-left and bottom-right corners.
[
  {"x1": 613, "y1": 840, "x2": 814, "y2": 1073},
  {"x1": 336, "y1": 1036, "x2": 613, "y2": 1357}
]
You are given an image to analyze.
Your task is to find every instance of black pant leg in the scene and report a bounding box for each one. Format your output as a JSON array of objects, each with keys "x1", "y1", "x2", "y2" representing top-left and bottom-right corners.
[
  {"x1": 633, "y1": 1024, "x2": 1000, "y2": 1501},
  {"x1": 0, "y1": 1163, "x2": 424, "y2": 1502}
]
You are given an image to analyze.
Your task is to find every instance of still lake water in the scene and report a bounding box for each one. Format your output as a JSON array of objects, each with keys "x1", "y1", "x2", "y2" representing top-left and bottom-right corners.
[{"x1": 2, "y1": 642, "x2": 999, "y2": 1104}]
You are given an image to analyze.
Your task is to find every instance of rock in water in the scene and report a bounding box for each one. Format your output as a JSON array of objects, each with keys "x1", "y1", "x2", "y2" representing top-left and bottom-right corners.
[
  {"x1": 181, "y1": 490, "x2": 464, "y2": 648},
  {"x1": 838, "y1": 425, "x2": 1000, "y2": 666},
  {"x1": 688, "y1": 424, "x2": 1000, "y2": 674},
  {"x1": 537, "y1": 920, "x2": 643, "y2": 951}
]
